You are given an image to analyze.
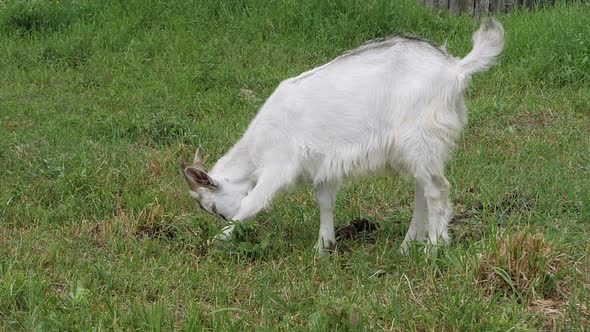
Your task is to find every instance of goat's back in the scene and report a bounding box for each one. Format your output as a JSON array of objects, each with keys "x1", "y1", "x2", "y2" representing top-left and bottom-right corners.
[{"x1": 244, "y1": 38, "x2": 464, "y2": 180}]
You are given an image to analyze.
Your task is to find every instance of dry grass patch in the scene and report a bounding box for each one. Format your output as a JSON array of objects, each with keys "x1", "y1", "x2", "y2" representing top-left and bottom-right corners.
[
  {"x1": 471, "y1": 229, "x2": 588, "y2": 329},
  {"x1": 528, "y1": 297, "x2": 569, "y2": 331},
  {"x1": 475, "y1": 229, "x2": 567, "y2": 301},
  {"x1": 88, "y1": 203, "x2": 179, "y2": 247},
  {"x1": 4, "y1": 119, "x2": 33, "y2": 131}
]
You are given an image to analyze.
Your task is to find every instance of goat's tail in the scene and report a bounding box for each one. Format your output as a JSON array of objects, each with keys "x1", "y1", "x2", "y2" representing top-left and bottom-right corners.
[{"x1": 459, "y1": 19, "x2": 504, "y2": 76}]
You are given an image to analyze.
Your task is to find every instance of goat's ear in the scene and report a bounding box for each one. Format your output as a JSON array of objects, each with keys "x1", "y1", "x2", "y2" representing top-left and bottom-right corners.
[
  {"x1": 183, "y1": 167, "x2": 218, "y2": 190},
  {"x1": 193, "y1": 147, "x2": 204, "y2": 169}
]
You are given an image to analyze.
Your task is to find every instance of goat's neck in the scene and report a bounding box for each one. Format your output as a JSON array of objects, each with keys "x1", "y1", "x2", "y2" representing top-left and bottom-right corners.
[{"x1": 210, "y1": 141, "x2": 254, "y2": 184}]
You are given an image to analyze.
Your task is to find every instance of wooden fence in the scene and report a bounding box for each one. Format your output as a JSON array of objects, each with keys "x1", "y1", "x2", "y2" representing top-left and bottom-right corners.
[{"x1": 421, "y1": 0, "x2": 556, "y2": 15}]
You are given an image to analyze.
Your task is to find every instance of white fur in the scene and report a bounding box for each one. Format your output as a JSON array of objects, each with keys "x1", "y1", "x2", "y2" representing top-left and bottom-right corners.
[{"x1": 187, "y1": 20, "x2": 504, "y2": 255}]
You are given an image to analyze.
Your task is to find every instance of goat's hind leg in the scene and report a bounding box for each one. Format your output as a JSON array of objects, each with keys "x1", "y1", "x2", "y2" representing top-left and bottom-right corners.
[
  {"x1": 314, "y1": 182, "x2": 338, "y2": 256},
  {"x1": 405, "y1": 147, "x2": 453, "y2": 251},
  {"x1": 401, "y1": 181, "x2": 429, "y2": 254},
  {"x1": 417, "y1": 171, "x2": 452, "y2": 248}
]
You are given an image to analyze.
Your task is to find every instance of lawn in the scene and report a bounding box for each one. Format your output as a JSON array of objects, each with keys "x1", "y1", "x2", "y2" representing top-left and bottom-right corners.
[{"x1": 0, "y1": 0, "x2": 588, "y2": 330}]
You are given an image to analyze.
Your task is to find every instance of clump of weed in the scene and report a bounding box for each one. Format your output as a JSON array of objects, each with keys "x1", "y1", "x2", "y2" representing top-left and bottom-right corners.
[
  {"x1": 41, "y1": 40, "x2": 92, "y2": 69},
  {"x1": 307, "y1": 306, "x2": 364, "y2": 331},
  {"x1": 0, "y1": 1, "x2": 92, "y2": 34},
  {"x1": 125, "y1": 113, "x2": 192, "y2": 147},
  {"x1": 0, "y1": 271, "x2": 47, "y2": 313},
  {"x1": 89, "y1": 204, "x2": 174, "y2": 246},
  {"x1": 494, "y1": 190, "x2": 536, "y2": 217},
  {"x1": 135, "y1": 204, "x2": 176, "y2": 240},
  {"x1": 88, "y1": 204, "x2": 212, "y2": 254},
  {"x1": 451, "y1": 188, "x2": 539, "y2": 244},
  {"x1": 221, "y1": 221, "x2": 273, "y2": 260},
  {"x1": 475, "y1": 229, "x2": 566, "y2": 301}
]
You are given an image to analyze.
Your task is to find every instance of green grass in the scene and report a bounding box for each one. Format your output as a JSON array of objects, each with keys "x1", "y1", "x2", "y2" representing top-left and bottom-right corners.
[{"x1": 1, "y1": 0, "x2": 589, "y2": 330}]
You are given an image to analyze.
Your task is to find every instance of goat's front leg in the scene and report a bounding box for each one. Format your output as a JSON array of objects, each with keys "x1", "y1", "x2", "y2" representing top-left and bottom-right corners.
[
  {"x1": 213, "y1": 223, "x2": 237, "y2": 242},
  {"x1": 232, "y1": 166, "x2": 297, "y2": 223},
  {"x1": 314, "y1": 182, "x2": 338, "y2": 256},
  {"x1": 213, "y1": 167, "x2": 295, "y2": 244},
  {"x1": 214, "y1": 173, "x2": 286, "y2": 243}
]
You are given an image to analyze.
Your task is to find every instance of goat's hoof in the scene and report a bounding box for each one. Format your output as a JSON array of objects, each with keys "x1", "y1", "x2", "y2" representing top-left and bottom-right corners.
[
  {"x1": 315, "y1": 239, "x2": 336, "y2": 257},
  {"x1": 400, "y1": 239, "x2": 426, "y2": 255},
  {"x1": 213, "y1": 233, "x2": 231, "y2": 242},
  {"x1": 422, "y1": 241, "x2": 449, "y2": 256},
  {"x1": 422, "y1": 244, "x2": 441, "y2": 257},
  {"x1": 400, "y1": 242, "x2": 410, "y2": 256},
  {"x1": 206, "y1": 232, "x2": 232, "y2": 248}
]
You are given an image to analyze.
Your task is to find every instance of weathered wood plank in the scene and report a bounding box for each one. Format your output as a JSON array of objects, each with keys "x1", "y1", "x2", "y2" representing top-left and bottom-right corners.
[
  {"x1": 420, "y1": 0, "x2": 555, "y2": 14},
  {"x1": 482, "y1": 0, "x2": 491, "y2": 15},
  {"x1": 449, "y1": 0, "x2": 461, "y2": 14},
  {"x1": 467, "y1": 0, "x2": 476, "y2": 15},
  {"x1": 490, "y1": 0, "x2": 504, "y2": 12}
]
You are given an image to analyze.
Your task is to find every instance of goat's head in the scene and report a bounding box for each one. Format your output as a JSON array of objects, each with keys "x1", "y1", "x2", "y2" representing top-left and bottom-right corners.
[{"x1": 181, "y1": 147, "x2": 245, "y2": 221}]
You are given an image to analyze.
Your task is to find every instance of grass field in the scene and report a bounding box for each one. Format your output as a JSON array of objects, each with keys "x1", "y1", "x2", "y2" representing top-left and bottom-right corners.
[{"x1": 1, "y1": 0, "x2": 589, "y2": 330}]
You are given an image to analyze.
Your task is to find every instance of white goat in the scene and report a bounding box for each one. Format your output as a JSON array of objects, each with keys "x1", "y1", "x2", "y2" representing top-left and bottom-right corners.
[{"x1": 182, "y1": 19, "x2": 504, "y2": 255}]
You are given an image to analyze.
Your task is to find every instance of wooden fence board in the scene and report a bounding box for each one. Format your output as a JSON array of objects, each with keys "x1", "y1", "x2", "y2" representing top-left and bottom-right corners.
[{"x1": 423, "y1": 0, "x2": 555, "y2": 14}]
